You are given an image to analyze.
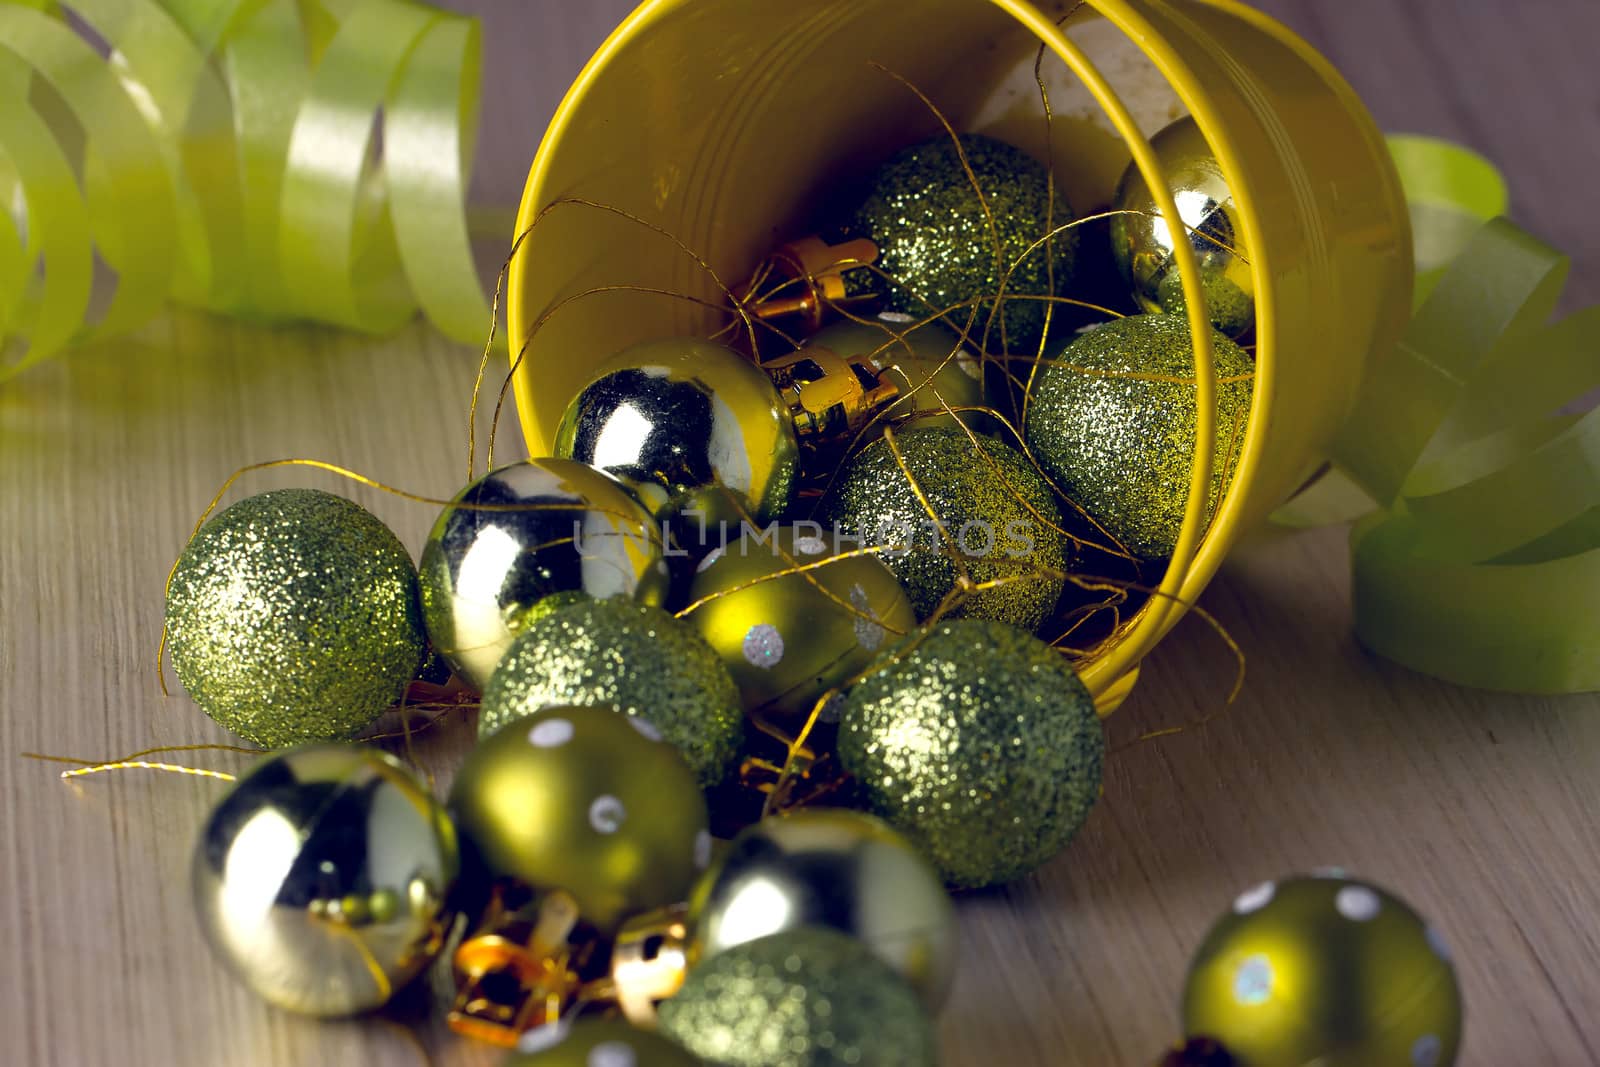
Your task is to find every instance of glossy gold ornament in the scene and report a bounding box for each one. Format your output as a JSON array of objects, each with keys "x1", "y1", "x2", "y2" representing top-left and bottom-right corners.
[
  {"x1": 448, "y1": 705, "x2": 711, "y2": 936},
  {"x1": 418, "y1": 459, "x2": 668, "y2": 692},
  {"x1": 476, "y1": 598, "x2": 743, "y2": 788},
  {"x1": 509, "y1": 1017, "x2": 705, "y2": 1066},
  {"x1": 683, "y1": 524, "x2": 916, "y2": 732},
  {"x1": 1182, "y1": 873, "x2": 1462, "y2": 1067},
  {"x1": 821, "y1": 424, "x2": 1068, "y2": 629},
  {"x1": 658, "y1": 927, "x2": 936, "y2": 1067},
  {"x1": 838, "y1": 619, "x2": 1103, "y2": 888},
  {"x1": 689, "y1": 809, "x2": 956, "y2": 1008},
  {"x1": 191, "y1": 745, "x2": 458, "y2": 1016},
  {"x1": 804, "y1": 314, "x2": 993, "y2": 434},
  {"x1": 1024, "y1": 313, "x2": 1253, "y2": 559},
  {"x1": 1111, "y1": 116, "x2": 1255, "y2": 337},
  {"x1": 554, "y1": 338, "x2": 799, "y2": 523},
  {"x1": 165, "y1": 489, "x2": 424, "y2": 748}
]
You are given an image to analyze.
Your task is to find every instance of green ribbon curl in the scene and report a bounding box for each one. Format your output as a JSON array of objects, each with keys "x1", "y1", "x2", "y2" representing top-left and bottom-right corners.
[
  {"x1": 0, "y1": 0, "x2": 490, "y2": 379},
  {"x1": 1328, "y1": 138, "x2": 1599, "y2": 694}
]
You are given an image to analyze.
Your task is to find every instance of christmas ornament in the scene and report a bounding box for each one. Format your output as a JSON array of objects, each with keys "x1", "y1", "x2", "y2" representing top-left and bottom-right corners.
[
  {"x1": 475, "y1": 598, "x2": 744, "y2": 789},
  {"x1": 1183, "y1": 873, "x2": 1462, "y2": 1066},
  {"x1": 554, "y1": 338, "x2": 800, "y2": 524},
  {"x1": 837, "y1": 619, "x2": 1103, "y2": 888},
  {"x1": 448, "y1": 705, "x2": 710, "y2": 936},
  {"x1": 191, "y1": 744, "x2": 458, "y2": 1016},
  {"x1": 1111, "y1": 116, "x2": 1255, "y2": 338},
  {"x1": 820, "y1": 424, "x2": 1068, "y2": 629},
  {"x1": 689, "y1": 809, "x2": 956, "y2": 1008},
  {"x1": 658, "y1": 927, "x2": 937, "y2": 1067},
  {"x1": 418, "y1": 458, "x2": 668, "y2": 692},
  {"x1": 509, "y1": 1017, "x2": 704, "y2": 1066},
  {"x1": 165, "y1": 488, "x2": 424, "y2": 748},
  {"x1": 824, "y1": 133, "x2": 1076, "y2": 354},
  {"x1": 683, "y1": 524, "x2": 916, "y2": 731},
  {"x1": 1024, "y1": 313, "x2": 1253, "y2": 559},
  {"x1": 804, "y1": 314, "x2": 993, "y2": 434}
]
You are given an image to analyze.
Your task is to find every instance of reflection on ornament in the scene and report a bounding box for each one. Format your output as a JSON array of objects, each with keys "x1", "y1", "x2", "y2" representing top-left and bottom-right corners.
[
  {"x1": 1183, "y1": 873, "x2": 1462, "y2": 1066},
  {"x1": 1025, "y1": 313, "x2": 1253, "y2": 559},
  {"x1": 838, "y1": 619, "x2": 1103, "y2": 888},
  {"x1": 191, "y1": 745, "x2": 458, "y2": 1016},
  {"x1": 165, "y1": 489, "x2": 424, "y2": 748},
  {"x1": 418, "y1": 459, "x2": 668, "y2": 691},
  {"x1": 1111, "y1": 116, "x2": 1255, "y2": 337},
  {"x1": 684, "y1": 524, "x2": 916, "y2": 731},
  {"x1": 824, "y1": 133, "x2": 1076, "y2": 355},
  {"x1": 821, "y1": 425, "x2": 1068, "y2": 629},
  {"x1": 658, "y1": 927, "x2": 936, "y2": 1067},
  {"x1": 555, "y1": 339, "x2": 800, "y2": 522},
  {"x1": 688, "y1": 809, "x2": 956, "y2": 1008},
  {"x1": 476, "y1": 598, "x2": 743, "y2": 788}
]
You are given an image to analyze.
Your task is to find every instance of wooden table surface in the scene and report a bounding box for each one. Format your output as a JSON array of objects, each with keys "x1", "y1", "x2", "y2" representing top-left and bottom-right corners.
[{"x1": 5, "y1": 2, "x2": 1599, "y2": 1065}]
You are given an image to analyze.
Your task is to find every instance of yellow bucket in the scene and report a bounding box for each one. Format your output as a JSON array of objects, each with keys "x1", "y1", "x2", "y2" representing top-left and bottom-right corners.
[{"x1": 506, "y1": 0, "x2": 1412, "y2": 713}]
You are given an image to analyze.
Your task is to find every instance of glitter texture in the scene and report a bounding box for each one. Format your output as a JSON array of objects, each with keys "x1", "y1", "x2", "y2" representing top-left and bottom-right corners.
[
  {"x1": 821, "y1": 426, "x2": 1068, "y2": 630},
  {"x1": 165, "y1": 489, "x2": 424, "y2": 748},
  {"x1": 657, "y1": 927, "x2": 935, "y2": 1067},
  {"x1": 829, "y1": 133, "x2": 1075, "y2": 354},
  {"x1": 837, "y1": 619, "x2": 1104, "y2": 888},
  {"x1": 477, "y1": 599, "x2": 743, "y2": 788},
  {"x1": 1024, "y1": 313, "x2": 1253, "y2": 559}
]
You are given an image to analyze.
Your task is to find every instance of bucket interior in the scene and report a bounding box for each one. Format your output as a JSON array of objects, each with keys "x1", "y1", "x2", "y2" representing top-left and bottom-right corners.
[{"x1": 508, "y1": 0, "x2": 1409, "y2": 704}]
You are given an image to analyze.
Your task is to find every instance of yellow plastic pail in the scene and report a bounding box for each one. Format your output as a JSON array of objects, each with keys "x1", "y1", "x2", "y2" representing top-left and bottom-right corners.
[{"x1": 507, "y1": 0, "x2": 1412, "y2": 713}]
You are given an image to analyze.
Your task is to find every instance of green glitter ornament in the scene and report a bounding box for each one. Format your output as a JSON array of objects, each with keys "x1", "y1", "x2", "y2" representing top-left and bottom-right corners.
[
  {"x1": 1024, "y1": 313, "x2": 1253, "y2": 559},
  {"x1": 476, "y1": 598, "x2": 743, "y2": 788},
  {"x1": 837, "y1": 619, "x2": 1104, "y2": 888},
  {"x1": 508, "y1": 1018, "x2": 705, "y2": 1066},
  {"x1": 827, "y1": 133, "x2": 1075, "y2": 355},
  {"x1": 820, "y1": 424, "x2": 1068, "y2": 629},
  {"x1": 658, "y1": 927, "x2": 936, "y2": 1067},
  {"x1": 165, "y1": 489, "x2": 424, "y2": 748}
]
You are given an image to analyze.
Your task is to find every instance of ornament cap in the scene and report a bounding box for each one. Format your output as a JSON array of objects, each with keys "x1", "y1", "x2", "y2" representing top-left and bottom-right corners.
[
  {"x1": 603, "y1": 903, "x2": 693, "y2": 1028},
  {"x1": 760, "y1": 342, "x2": 900, "y2": 451},
  {"x1": 735, "y1": 235, "x2": 880, "y2": 330},
  {"x1": 447, "y1": 885, "x2": 585, "y2": 1047}
]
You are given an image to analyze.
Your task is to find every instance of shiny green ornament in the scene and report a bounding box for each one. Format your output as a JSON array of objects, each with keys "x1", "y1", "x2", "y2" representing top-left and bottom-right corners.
[
  {"x1": 828, "y1": 133, "x2": 1075, "y2": 355},
  {"x1": 165, "y1": 489, "x2": 424, "y2": 748},
  {"x1": 1183, "y1": 873, "x2": 1462, "y2": 1067},
  {"x1": 688, "y1": 809, "x2": 956, "y2": 1009},
  {"x1": 1024, "y1": 313, "x2": 1253, "y2": 559},
  {"x1": 555, "y1": 338, "x2": 800, "y2": 523},
  {"x1": 419, "y1": 459, "x2": 669, "y2": 692},
  {"x1": 449, "y1": 705, "x2": 710, "y2": 936},
  {"x1": 684, "y1": 524, "x2": 917, "y2": 733},
  {"x1": 1111, "y1": 116, "x2": 1255, "y2": 338},
  {"x1": 508, "y1": 1018, "x2": 704, "y2": 1067},
  {"x1": 837, "y1": 619, "x2": 1103, "y2": 888},
  {"x1": 192, "y1": 745, "x2": 458, "y2": 1016},
  {"x1": 476, "y1": 598, "x2": 743, "y2": 789},
  {"x1": 659, "y1": 927, "x2": 936, "y2": 1067},
  {"x1": 805, "y1": 314, "x2": 994, "y2": 434},
  {"x1": 820, "y1": 424, "x2": 1068, "y2": 629}
]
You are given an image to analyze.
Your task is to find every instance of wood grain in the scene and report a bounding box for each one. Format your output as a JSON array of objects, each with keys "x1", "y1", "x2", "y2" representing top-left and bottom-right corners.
[{"x1": 5, "y1": 2, "x2": 1600, "y2": 1065}]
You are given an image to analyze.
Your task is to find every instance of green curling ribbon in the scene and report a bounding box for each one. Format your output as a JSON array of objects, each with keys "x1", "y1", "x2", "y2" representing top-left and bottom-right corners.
[
  {"x1": 1327, "y1": 139, "x2": 1600, "y2": 694},
  {"x1": 0, "y1": 0, "x2": 490, "y2": 379}
]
